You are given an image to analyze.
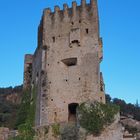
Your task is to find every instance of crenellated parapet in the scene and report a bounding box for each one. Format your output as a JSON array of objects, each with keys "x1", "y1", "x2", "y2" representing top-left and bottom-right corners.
[
  {"x1": 29, "y1": 0, "x2": 106, "y2": 128},
  {"x1": 37, "y1": 0, "x2": 99, "y2": 47}
]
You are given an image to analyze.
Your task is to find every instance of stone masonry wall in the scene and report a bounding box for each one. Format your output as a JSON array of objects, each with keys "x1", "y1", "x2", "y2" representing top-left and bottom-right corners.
[
  {"x1": 37, "y1": 0, "x2": 105, "y2": 126},
  {"x1": 34, "y1": 114, "x2": 125, "y2": 140},
  {"x1": 23, "y1": 0, "x2": 105, "y2": 127}
]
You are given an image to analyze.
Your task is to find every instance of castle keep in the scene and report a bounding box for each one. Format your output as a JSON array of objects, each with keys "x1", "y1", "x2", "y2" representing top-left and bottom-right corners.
[{"x1": 23, "y1": 0, "x2": 105, "y2": 127}]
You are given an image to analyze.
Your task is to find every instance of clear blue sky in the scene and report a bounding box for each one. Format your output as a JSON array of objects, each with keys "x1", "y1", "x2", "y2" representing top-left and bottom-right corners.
[{"x1": 0, "y1": 0, "x2": 140, "y2": 104}]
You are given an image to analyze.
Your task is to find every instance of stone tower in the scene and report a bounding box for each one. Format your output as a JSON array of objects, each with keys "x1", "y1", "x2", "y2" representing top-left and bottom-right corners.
[{"x1": 23, "y1": 0, "x2": 105, "y2": 127}]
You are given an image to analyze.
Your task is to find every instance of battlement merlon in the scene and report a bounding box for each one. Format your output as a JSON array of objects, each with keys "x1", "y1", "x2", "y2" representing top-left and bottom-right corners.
[
  {"x1": 24, "y1": 54, "x2": 33, "y2": 64},
  {"x1": 37, "y1": 0, "x2": 100, "y2": 47}
]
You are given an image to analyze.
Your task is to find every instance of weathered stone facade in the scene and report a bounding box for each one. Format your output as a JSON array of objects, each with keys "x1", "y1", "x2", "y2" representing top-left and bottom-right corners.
[
  {"x1": 23, "y1": 0, "x2": 105, "y2": 127},
  {"x1": 34, "y1": 114, "x2": 124, "y2": 140}
]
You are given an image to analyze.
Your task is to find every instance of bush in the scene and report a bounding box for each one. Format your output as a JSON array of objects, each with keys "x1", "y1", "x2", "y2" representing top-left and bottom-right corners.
[
  {"x1": 77, "y1": 102, "x2": 119, "y2": 136},
  {"x1": 52, "y1": 123, "x2": 60, "y2": 137},
  {"x1": 12, "y1": 87, "x2": 37, "y2": 140},
  {"x1": 15, "y1": 90, "x2": 31, "y2": 127}
]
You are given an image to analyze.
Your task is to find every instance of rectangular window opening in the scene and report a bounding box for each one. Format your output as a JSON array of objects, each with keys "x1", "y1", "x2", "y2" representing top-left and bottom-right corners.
[
  {"x1": 61, "y1": 57, "x2": 77, "y2": 66},
  {"x1": 52, "y1": 36, "x2": 55, "y2": 42},
  {"x1": 71, "y1": 40, "x2": 79, "y2": 44},
  {"x1": 86, "y1": 28, "x2": 89, "y2": 34}
]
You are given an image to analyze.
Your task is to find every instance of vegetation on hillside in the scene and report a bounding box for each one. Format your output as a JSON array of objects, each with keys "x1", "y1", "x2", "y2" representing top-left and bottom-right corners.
[
  {"x1": 0, "y1": 98, "x2": 19, "y2": 128},
  {"x1": 0, "y1": 85, "x2": 36, "y2": 139},
  {"x1": 0, "y1": 85, "x2": 22, "y2": 95},
  {"x1": 106, "y1": 94, "x2": 140, "y2": 121},
  {"x1": 0, "y1": 85, "x2": 22, "y2": 129},
  {"x1": 10, "y1": 87, "x2": 37, "y2": 140},
  {"x1": 0, "y1": 85, "x2": 140, "y2": 139}
]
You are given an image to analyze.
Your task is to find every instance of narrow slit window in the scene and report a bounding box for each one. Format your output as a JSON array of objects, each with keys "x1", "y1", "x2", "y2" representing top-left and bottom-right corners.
[
  {"x1": 61, "y1": 57, "x2": 77, "y2": 66},
  {"x1": 86, "y1": 28, "x2": 89, "y2": 34},
  {"x1": 52, "y1": 36, "x2": 55, "y2": 42}
]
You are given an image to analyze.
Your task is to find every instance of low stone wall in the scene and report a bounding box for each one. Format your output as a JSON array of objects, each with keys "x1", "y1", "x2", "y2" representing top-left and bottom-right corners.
[
  {"x1": 0, "y1": 127, "x2": 10, "y2": 140},
  {"x1": 0, "y1": 127, "x2": 19, "y2": 140},
  {"x1": 35, "y1": 119, "x2": 124, "y2": 140}
]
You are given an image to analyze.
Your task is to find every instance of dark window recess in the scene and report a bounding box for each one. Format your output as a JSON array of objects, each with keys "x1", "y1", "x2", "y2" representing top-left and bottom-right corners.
[
  {"x1": 32, "y1": 81, "x2": 35, "y2": 85},
  {"x1": 36, "y1": 72, "x2": 39, "y2": 77},
  {"x1": 42, "y1": 94, "x2": 46, "y2": 97},
  {"x1": 86, "y1": 28, "x2": 89, "y2": 34},
  {"x1": 42, "y1": 79, "x2": 46, "y2": 87},
  {"x1": 71, "y1": 40, "x2": 79, "y2": 44},
  {"x1": 68, "y1": 103, "x2": 79, "y2": 122},
  {"x1": 61, "y1": 57, "x2": 77, "y2": 66},
  {"x1": 52, "y1": 37, "x2": 55, "y2": 42},
  {"x1": 41, "y1": 70, "x2": 45, "y2": 75},
  {"x1": 54, "y1": 112, "x2": 57, "y2": 122},
  {"x1": 42, "y1": 45, "x2": 47, "y2": 50}
]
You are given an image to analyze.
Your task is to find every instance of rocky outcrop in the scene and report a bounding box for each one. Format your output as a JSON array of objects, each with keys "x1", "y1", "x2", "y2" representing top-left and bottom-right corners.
[
  {"x1": 121, "y1": 118, "x2": 140, "y2": 131},
  {"x1": 0, "y1": 85, "x2": 22, "y2": 104},
  {"x1": 121, "y1": 117, "x2": 140, "y2": 140},
  {"x1": 35, "y1": 115, "x2": 123, "y2": 140},
  {"x1": 4, "y1": 92, "x2": 21, "y2": 104}
]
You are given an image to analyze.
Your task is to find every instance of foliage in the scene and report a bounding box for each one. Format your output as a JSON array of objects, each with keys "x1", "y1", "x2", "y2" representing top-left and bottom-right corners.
[
  {"x1": 44, "y1": 126, "x2": 49, "y2": 134},
  {"x1": 11, "y1": 87, "x2": 37, "y2": 140},
  {"x1": 52, "y1": 123, "x2": 60, "y2": 137},
  {"x1": 0, "y1": 97, "x2": 19, "y2": 128},
  {"x1": 18, "y1": 123, "x2": 35, "y2": 139},
  {"x1": 15, "y1": 90, "x2": 31, "y2": 127},
  {"x1": 0, "y1": 85, "x2": 22, "y2": 95},
  {"x1": 78, "y1": 102, "x2": 119, "y2": 136},
  {"x1": 105, "y1": 94, "x2": 140, "y2": 121},
  {"x1": 26, "y1": 87, "x2": 37, "y2": 126},
  {"x1": 0, "y1": 85, "x2": 22, "y2": 128},
  {"x1": 105, "y1": 94, "x2": 112, "y2": 104}
]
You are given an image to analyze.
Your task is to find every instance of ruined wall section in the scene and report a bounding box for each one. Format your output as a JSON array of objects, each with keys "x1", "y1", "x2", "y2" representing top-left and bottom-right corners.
[
  {"x1": 31, "y1": 47, "x2": 45, "y2": 126},
  {"x1": 34, "y1": 0, "x2": 106, "y2": 126},
  {"x1": 23, "y1": 54, "x2": 33, "y2": 89}
]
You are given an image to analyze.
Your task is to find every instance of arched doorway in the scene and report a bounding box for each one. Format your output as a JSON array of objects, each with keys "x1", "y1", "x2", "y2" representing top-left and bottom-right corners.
[{"x1": 68, "y1": 103, "x2": 79, "y2": 122}]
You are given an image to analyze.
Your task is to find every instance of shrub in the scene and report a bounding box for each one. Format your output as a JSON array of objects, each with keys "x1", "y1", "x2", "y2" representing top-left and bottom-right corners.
[
  {"x1": 12, "y1": 87, "x2": 37, "y2": 140},
  {"x1": 52, "y1": 123, "x2": 60, "y2": 137},
  {"x1": 77, "y1": 102, "x2": 119, "y2": 136},
  {"x1": 15, "y1": 90, "x2": 31, "y2": 127}
]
